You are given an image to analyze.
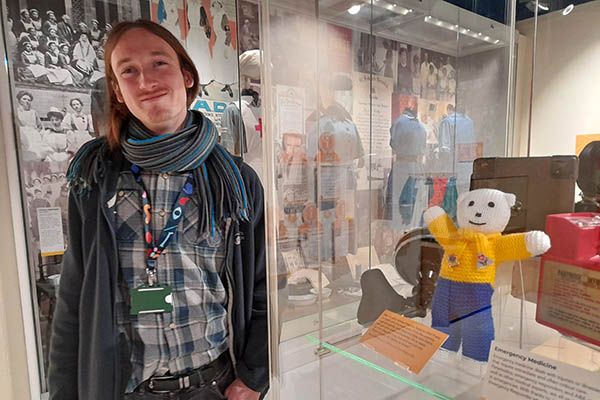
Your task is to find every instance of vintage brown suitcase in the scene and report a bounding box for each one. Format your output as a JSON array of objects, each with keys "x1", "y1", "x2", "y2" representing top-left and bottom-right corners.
[
  {"x1": 470, "y1": 156, "x2": 578, "y2": 233},
  {"x1": 471, "y1": 156, "x2": 578, "y2": 303}
]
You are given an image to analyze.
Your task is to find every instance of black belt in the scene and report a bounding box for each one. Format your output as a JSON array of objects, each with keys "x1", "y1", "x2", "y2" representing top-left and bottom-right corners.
[{"x1": 144, "y1": 352, "x2": 231, "y2": 393}]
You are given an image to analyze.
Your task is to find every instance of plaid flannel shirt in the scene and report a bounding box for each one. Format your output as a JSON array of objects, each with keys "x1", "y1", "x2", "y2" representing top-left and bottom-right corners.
[{"x1": 113, "y1": 170, "x2": 229, "y2": 393}]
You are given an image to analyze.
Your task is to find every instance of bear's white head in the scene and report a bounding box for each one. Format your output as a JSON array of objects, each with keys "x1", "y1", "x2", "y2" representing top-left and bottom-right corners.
[{"x1": 456, "y1": 189, "x2": 515, "y2": 234}]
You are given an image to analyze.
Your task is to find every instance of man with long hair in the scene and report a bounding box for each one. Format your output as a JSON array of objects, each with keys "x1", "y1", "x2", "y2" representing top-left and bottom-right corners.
[{"x1": 48, "y1": 20, "x2": 267, "y2": 400}]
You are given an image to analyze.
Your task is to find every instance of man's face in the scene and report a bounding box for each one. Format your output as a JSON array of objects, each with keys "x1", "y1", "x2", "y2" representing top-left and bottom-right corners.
[
  {"x1": 49, "y1": 13, "x2": 56, "y2": 22},
  {"x1": 63, "y1": 15, "x2": 70, "y2": 23},
  {"x1": 111, "y1": 28, "x2": 193, "y2": 132},
  {"x1": 21, "y1": 10, "x2": 30, "y2": 19},
  {"x1": 31, "y1": 10, "x2": 39, "y2": 19}
]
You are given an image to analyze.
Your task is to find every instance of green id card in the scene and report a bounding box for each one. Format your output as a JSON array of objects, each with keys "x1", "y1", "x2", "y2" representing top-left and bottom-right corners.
[{"x1": 129, "y1": 284, "x2": 173, "y2": 315}]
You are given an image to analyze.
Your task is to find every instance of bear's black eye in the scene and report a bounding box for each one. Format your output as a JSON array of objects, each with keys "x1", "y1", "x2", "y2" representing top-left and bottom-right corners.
[
  {"x1": 468, "y1": 201, "x2": 475, "y2": 207},
  {"x1": 488, "y1": 202, "x2": 495, "y2": 208}
]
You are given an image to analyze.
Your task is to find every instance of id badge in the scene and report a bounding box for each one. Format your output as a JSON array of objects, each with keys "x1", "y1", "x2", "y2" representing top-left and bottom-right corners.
[{"x1": 130, "y1": 285, "x2": 173, "y2": 315}]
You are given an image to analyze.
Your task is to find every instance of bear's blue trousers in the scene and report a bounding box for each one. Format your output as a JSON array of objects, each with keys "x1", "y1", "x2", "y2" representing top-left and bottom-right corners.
[{"x1": 431, "y1": 277, "x2": 495, "y2": 361}]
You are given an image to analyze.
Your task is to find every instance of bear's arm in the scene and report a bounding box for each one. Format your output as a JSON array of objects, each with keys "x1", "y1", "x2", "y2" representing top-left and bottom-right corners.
[
  {"x1": 493, "y1": 233, "x2": 532, "y2": 264},
  {"x1": 424, "y1": 207, "x2": 457, "y2": 248}
]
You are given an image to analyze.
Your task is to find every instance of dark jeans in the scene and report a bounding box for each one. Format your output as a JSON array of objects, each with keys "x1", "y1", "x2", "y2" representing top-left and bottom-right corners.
[{"x1": 124, "y1": 359, "x2": 235, "y2": 400}]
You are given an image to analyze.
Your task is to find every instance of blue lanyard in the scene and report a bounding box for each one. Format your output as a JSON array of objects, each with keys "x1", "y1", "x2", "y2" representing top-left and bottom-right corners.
[{"x1": 130, "y1": 164, "x2": 195, "y2": 286}]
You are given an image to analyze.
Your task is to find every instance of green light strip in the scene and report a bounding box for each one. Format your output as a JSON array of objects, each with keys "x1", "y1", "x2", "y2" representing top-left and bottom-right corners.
[{"x1": 306, "y1": 335, "x2": 453, "y2": 400}]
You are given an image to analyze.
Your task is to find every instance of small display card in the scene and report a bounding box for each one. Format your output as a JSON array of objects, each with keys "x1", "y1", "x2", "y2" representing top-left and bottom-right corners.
[
  {"x1": 482, "y1": 342, "x2": 600, "y2": 400},
  {"x1": 360, "y1": 310, "x2": 448, "y2": 374}
]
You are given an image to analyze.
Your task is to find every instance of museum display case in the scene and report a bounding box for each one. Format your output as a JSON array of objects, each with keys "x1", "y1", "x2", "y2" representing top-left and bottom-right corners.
[{"x1": 260, "y1": 1, "x2": 600, "y2": 399}]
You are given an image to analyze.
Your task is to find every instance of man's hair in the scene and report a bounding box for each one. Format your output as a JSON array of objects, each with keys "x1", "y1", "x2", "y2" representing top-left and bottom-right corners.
[{"x1": 103, "y1": 20, "x2": 200, "y2": 150}]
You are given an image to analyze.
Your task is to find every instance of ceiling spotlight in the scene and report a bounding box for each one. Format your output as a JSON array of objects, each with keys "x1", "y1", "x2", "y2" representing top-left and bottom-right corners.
[
  {"x1": 526, "y1": 1, "x2": 550, "y2": 12},
  {"x1": 538, "y1": 3, "x2": 550, "y2": 11},
  {"x1": 347, "y1": 4, "x2": 361, "y2": 14},
  {"x1": 563, "y1": 4, "x2": 574, "y2": 15},
  {"x1": 423, "y1": 16, "x2": 500, "y2": 46},
  {"x1": 377, "y1": 1, "x2": 411, "y2": 15}
]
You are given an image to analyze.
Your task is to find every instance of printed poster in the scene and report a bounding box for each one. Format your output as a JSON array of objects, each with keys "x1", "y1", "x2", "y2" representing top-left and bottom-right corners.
[
  {"x1": 352, "y1": 72, "x2": 393, "y2": 190},
  {"x1": 276, "y1": 85, "x2": 305, "y2": 138}
]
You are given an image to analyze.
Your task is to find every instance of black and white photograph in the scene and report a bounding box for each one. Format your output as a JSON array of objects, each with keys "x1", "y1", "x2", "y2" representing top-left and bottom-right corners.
[
  {"x1": 418, "y1": 50, "x2": 456, "y2": 101},
  {"x1": 420, "y1": 50, "x2": 438, "y2": 100},
  {"x1": 409, "y1": 46, "x2": 421, "y2": 96},
  {"x1": 15, "y1": 86, "x2": 96, "y2": 259},
  {"x1": 396, "y1": 43, "x2": 412, "y2": 94},
  {"x1": 5, "y1": 1, "x2": 149, "y2": 89},
  {"x1": 353, "y1": 32, "x2": 397, "y2": 79},
  {"x1": 438, "y1": 55, "x2": 456, "y2": 101},
  {"x1": 15, "y1": 87, "x2": 95, "y2": 166},
  {"x1": 238, "y1": 0, "x2": 260, "y2": 52}
]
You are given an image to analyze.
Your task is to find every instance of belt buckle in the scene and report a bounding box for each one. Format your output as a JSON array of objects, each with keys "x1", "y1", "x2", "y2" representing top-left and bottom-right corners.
[{"x1": 148, "y1": 374, "x2": 192, "y2": 393}]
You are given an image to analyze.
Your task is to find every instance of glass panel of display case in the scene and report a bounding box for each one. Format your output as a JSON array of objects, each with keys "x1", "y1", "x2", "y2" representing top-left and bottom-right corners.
[
  {"x1": 510, "y1": 0, "x2": 600, "y2": 376},
  {"x1": 1, "y1": 0, "x2": 243, "y2": 391},
  {"x1": 262, "y1": 1, "x2": 519, "y2": 399}
]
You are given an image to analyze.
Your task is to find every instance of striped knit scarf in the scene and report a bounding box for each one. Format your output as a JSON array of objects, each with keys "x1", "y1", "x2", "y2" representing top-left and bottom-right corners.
[{"x1": 121, "y1": 110, "x2": 250, "y2": 235}]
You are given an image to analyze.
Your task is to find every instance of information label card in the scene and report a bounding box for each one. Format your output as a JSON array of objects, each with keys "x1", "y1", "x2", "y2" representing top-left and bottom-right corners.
[
  {"x1": 37, "y1": 207, "x2": 65, "y2": 256},
  {"x1": 360, "y1": 309, "x2": 448, "y2": 374},
  {"x1": 482, "y1": 342, "x2": 600, "y2": 400}
]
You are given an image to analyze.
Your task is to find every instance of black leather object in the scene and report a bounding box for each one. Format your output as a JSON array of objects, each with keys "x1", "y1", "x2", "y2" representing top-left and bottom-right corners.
[{"x1": 357, "y1": 269, "x2": 413, "y2": 325}]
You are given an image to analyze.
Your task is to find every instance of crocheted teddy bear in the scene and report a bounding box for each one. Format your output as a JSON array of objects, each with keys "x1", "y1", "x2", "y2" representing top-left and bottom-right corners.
[{"x1": 423, "y1": 188, "x2": 551, "y2": 361}]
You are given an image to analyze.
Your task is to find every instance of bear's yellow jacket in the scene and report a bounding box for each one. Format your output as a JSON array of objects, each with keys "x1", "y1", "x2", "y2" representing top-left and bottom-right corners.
[{"x1": 428, "y1": 213, "x2": 532, "y2": 284}]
